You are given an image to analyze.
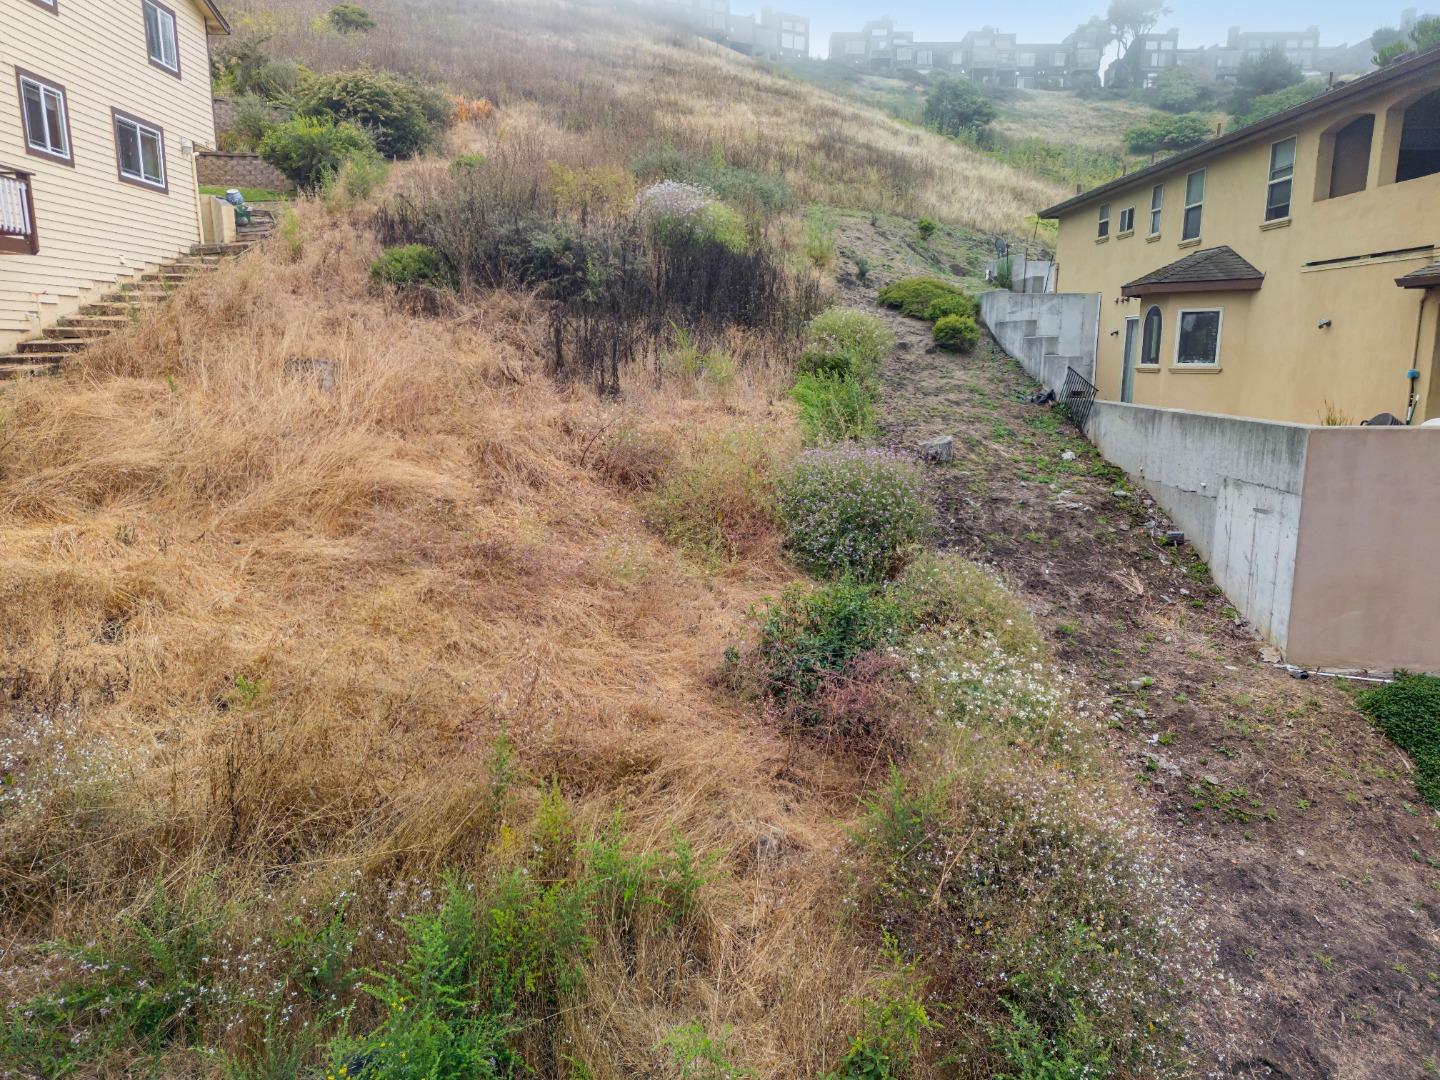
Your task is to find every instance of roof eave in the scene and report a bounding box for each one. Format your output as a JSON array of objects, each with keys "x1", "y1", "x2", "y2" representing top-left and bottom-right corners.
[
  {"x1": 1121, "y1": 278, "x2": 1265, "y2": 298},
  {"x1": 199, "y1": 0, "x2": 231, "y2": 34}
]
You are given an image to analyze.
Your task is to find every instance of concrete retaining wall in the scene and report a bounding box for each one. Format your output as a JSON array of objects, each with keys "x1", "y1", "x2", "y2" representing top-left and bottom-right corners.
[
  {"x1": 979, "y1": 290, "x2": 1099, "y2": 395},
  {"x1": 1087, "y1": 402, "x2": 1310, "y2": 649}
]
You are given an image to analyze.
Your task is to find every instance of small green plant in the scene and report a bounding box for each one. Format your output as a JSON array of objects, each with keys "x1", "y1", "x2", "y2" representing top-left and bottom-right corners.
[
  {"x1": 277, "y1": 206, "x2": 303, "y2": 260},
  {"x1": 825, "y1": 938, "x2": 934, "y2": 1080},
  {"x1": 661, "y1": 1021, "x2": 750, "y2": 1079},
  {"x1": 325, "y1": 2, "x2": 375, "y2": 32},
  {"x1": 370, "y1": 244, "x2": 452, "y2": 290},
  {"x1": 450, "y1": 152, "x2": 487, "y2": 172},
  {"x1": 324, "y1": 148, "x2": 388, "y2": 205},
  {"x1": 649, "y1": 431, "x2": 777, "y2": 565},
  {"x1": 988, "y1": 1001, "x2": 1112, "y2": 1080},
  {"x1": 916, "y1": 217, "x2": 937, "y2": 241},
  {"x1": 791, "y1": 373, "x2": 876, "y2": 445},
  {"x1": 804, "y1": 206, "x2": 837, "y2": 270},
  {"x1": 776, "y1": 447, "x2": 933, "y2": 583},
  {"x1": 800, "y1": 308, "x2": 894, "y2": 380},
  {"x1": 932, "y1": 313, "x2": 980, "y2": 352},
  {"x1": 259, "y1": 116, "x2": 374, "y2": 189},
  {"x1": 877, "y1": 277, "x2": 971, "y2": 322},
  {"x1": 854, "y1": 256, "x2": 871, "y2": 282},
  {"x1": 1358, "y1": 672, "x2": 1440, "y2": 805},
  {"x1": 924, "y1": 292, "x2": 977, "y2": 322},
  {"x1": 993, "y1": 255, "x2": 1014, "y2": 291}
]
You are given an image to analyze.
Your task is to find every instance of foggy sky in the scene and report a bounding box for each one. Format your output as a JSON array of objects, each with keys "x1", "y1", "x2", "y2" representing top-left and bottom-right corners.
[{"x1": 798, "y1": 1, "x2": 1414, "y2": 56}]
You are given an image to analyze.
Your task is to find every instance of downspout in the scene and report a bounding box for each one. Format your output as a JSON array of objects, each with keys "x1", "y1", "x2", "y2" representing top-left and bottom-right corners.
[{"x1": 1407, "y1": 289, "x2": 1434, "y2": 424}]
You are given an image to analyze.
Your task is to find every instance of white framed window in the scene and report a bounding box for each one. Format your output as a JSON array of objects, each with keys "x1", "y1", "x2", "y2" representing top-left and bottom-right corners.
[
  {"x1": 1175, "y1": 308, "x2": 1223, "y2": 366},
  {"x1": 1140, "y1": 305, "x2": 1163, "y2": 366},
  {"x1": 18, "y1": 72, "x2": 71, "y2": 163},
  {"x1": 1118, "y1": 206, "x2": 1135, "y2": 234},
  {"x1": 1265, "y1": 136, "x2": 1296, "y2": 221},
  {"x1": 143, "y1": 0, "x2": 181, "y2": 74},
  {"x1": 113, "y1": 110, "x2": 167, "y2": 190},
  {"x1": 1182, "y1": 169, "x2": 1205, "y2": 240},
  {"x1": 1149, "y1": 183, "x2": 1164, "y2": 236},
  {"x1": 1097, "y1": 203, "x2": 1111, "y2": 238}
]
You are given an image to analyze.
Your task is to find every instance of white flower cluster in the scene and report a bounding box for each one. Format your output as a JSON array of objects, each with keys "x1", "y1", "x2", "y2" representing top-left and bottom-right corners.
[{"x1": 632, "y1": 179, "x2": 713, "y2": 223}]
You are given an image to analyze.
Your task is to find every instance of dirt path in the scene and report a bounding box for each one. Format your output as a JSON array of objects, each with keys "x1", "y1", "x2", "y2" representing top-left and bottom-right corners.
[{"x1": 835, "y1": 220, "x2": 1440, "y2": 1079}]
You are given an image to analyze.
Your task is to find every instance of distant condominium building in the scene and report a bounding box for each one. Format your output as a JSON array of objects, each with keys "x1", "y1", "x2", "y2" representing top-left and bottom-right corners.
[{"x1": 639, "y1": 0, "x2": 807, "y2": 59}]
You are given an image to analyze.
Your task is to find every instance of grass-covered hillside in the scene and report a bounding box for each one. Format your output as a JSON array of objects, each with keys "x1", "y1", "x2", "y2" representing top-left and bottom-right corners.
[{"x1": 0, "y1": 2, "x2": 1240, "y2": 1078}]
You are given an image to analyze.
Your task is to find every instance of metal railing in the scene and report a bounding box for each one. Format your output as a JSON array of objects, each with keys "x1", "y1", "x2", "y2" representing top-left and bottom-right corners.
[
  {"x1": 0, "y1": 166, "x2": 38, "y2": 255},
  {"x1": 1061, "y1": 365, "x2": 1098, "y2": 431}
]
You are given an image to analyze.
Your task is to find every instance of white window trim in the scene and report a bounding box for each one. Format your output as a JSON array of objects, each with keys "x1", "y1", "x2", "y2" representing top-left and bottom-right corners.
[
  {"x1": 1265, "y1": 136, "x2": 1296, "y2": 221},
  {"x1": 1149, "y1": 184, "x2": 1164, "y2": 237},
  {"x1": 1173, "y1": 307, "x2": 1224, "y2": 367},
  {"x1": 1182, "y1": 169, "x2": 1205, "y2": 242},
  {"x1": 1097, "y1": 202, "x2": 1111, "y2": 238},
  {"x1": 143, "y1": 0, "x2": 181, "y2": 73},
  {"x1": 18, "y1": 74, "x2": 70, "y2": 161},
  {"x1": 114, "y1": 114, "x2": 167, "y2": 189},
  {"x1": 1118, "y1": 206, "x2": 1135, "y2": 234}
]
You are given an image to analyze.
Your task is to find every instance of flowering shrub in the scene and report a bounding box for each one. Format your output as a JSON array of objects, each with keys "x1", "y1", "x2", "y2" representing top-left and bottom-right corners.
[
  {"x1": 790, "y1": 373, "x2": 875, "y2": 445},
  {"x1": 889, "y1": 553, "x2": 1040, "y2": 655},
  {"x1": 799, "y1": 308, "x2": 894, "y2": 380},
  {"x1": 932, "y1": 313, "x2": 980, "y2": 352},
  {"x1": 777, "y1": 447, "x2": 933, "y2": 583},
  {"x1": 634, "y1": 179, "x2": 713, "y2": 222}
]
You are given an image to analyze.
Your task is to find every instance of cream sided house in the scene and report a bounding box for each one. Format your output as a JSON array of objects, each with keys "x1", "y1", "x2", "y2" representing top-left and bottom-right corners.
[
  {"x1": 1, "y1": 0, "x2": 229, "y2": 355},
  {"x1": 1041, "y1": 48, "x2": 1440, "y2": 426}
]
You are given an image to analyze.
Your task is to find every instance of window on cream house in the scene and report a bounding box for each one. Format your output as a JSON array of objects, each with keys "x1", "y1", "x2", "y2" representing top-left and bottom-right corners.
[
  {"x1": 1149, "y1": 184, "x2": 1163, "y2": 235},
  {"x1": 1097, "y1": 203, "x2": 1110, "y2": 239},
  {"x1": 1140, "y1": 305, "x2": 1163, "y2": 366},
  {"x1": 18, "y1": 73, "x2": 72, "y2": 163},
  {"x1": 1265, "y1": 137, "x2": 1296, "y2": 220},
  {"x1": 1175, "y1": 309, "x2": 1222, "y2": 365},
  {"x1": 113, "y1": 111, "x2": 167, "y2": 190},
  {"x1": 1118, "y1": 206, "x2": 1135, "y2": 234},
  {"x1": 1182, "y1": 169, "x2": 1204, "y2": 240},
  {"x1": 143, "y1": 0, "x2": 181, "y2": 74}
]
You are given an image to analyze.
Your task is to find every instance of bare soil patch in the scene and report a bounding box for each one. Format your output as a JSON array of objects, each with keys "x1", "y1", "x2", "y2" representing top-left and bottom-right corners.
[{"x1": 837, "y1": 225, "x2": 1440, "y2": 1079}]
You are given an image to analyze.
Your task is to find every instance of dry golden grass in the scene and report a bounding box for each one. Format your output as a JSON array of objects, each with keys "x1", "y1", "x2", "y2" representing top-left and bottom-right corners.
[
  {"x1": 222, "y1": 0, "x2": 1066, "y2": 233},
  {"x1": 0, "y1": 196, "x2": 883, "y2": 1074}
]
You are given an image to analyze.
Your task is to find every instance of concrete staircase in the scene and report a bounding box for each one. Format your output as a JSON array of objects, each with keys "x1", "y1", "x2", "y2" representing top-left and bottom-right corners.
[{"x1": 0, "y1": 211, "x2": 275, "y2": 381}]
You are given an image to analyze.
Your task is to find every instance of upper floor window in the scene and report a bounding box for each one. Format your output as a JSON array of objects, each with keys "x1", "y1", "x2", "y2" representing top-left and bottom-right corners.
[
  {"x1": 1118, "y1": 206, "x2": 1135, "y2": 234},
  {"x1": 1149, "y1": 184, "x2": 1164, "y2": 236},
  {"x1": 18, "y1": 72, "x2": 72, "y2": 164},
  {"x1": 1266, "y1": 137, "x2": 1296, "y2": 221},
  {"x1": 1396, "y1": 90, "x2": 1440, "y2": 184},
  {"x1": 1097, "y1": 203, "x2": 1111, "y2": 239},
  {"x1": 1183, "y1": 169, "x2": 1205, "y2": 240},
  {"x1": 144, "y1": 0, "x2": 181, "y2": 74},
  {"x1": 1327, "y1": 115, "x2": 1374, "y2": 198},
  {"x1": 113, "y1": 110, "x2": 167, "y2": 191}
]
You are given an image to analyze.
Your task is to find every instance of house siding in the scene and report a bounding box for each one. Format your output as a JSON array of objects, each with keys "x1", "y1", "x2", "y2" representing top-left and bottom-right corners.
[
  {"x1": 1, "y1": 0, "x2": 218, "y2": 349},
  {"x1": 1052, "y1": 63, "x2": 1440, "y2": 425}
]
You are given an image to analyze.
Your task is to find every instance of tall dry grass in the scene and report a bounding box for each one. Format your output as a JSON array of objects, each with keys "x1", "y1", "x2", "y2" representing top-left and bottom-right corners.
[
  {"x1": 220, "y1": 0, "x2": 1066, "y2": 233},
  {"x1": 0, "y1": 195, "x2": 884, "y2": 1074}
]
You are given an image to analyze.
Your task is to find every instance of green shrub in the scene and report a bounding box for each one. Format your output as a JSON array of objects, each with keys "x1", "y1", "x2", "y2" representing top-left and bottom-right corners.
[
  {"x1": 370, "y1": 244, "x2": 451, "y2": 289},
  {"x1": 791, "y1": 373, "x2": 875, "y2": 445},
  {"x1": 649, "y1": 431, "x2": 777, "y2": 565},
  {"x1": 800, "y1": 308, "x2": 893, "y2": 380},
  {"x1": 854, "y1": 256, "x2": 871, "y2": 282},
  {"x1": 296, "y1": 70, "x2": 448, "y2": 159},
  {"x1": 327, "y1": 147, "x2": 388, "y2": 202},
  {"x1": 660, "y1": 1022, "x2": 748, "y2": 1080},
  {"x1": 776, "y1": 447, "x2": 933, "y2": 582},
  {"x1": 650, "y1": 203, "x2": 750, "y2": 254},
  {"x1": 804, "y1": 206, "x2": 837, "y2": 270},
  {"x1": 923, "y1": 292, "x2": 977, "y2": 322},
  {"x1": 877, "y1": 277, "x2": 970, "y2": 321},
  {"x1": 1358, "y1": 672, "x2": 1440, "y2": 805},
  {"x1": 1123, "y1": 112, "x2": 1213, "y2": 154},
  {"x1": 326, "y1": 2, "x2": 375, "y2": 32},
  {"x1": 889, "y1": 553, "x2": 1041, "y2": 655},
  {"x1": 450, "y1": 152, "x2": 486, "y2": 172},
  {"x1": 630, "y1": 145, "x2": 795, "y2": 220},
  {"x1": 258, "y1": 116, "x2": 373, "y2": 188},
  {"x1": 933, "y1": 313, "x2": 980, "y2": 352},
  {"x1": 824, "y1": 942, "x2": 934, "y2": 1080},
  {"x1": 212, "y1": 37, "x2": 308, "y2": 100},
  {"x1": 916, "y1": 217, "x2": 937, "y2": 241},
  {"x1": 988, "y1": 1002, "x2": 1111, "y2": 1080}
]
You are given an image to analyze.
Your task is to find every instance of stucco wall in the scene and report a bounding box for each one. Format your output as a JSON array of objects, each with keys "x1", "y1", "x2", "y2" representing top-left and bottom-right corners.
[
  {"x1": 979, "y1": 290, "x2": 1099, "y2": 394},
  {"x1": 1051, "y1": 59, "x2": 1440, "y2": 425},
  {"x1": 1287, "y1": 428, "x2": 1440, "y2": 670},
  {"x1": 1086, "y1": 401, "x2": 1310, "y2": 649}
]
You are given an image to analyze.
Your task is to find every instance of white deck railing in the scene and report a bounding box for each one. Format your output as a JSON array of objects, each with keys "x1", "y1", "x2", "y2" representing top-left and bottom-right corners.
[{"x1": 0, "y1": 169, "x2": 36, "y2": 252}]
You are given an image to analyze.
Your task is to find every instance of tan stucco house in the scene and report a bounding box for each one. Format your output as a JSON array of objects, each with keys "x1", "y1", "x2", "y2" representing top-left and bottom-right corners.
[
  {"x1": 1042, "y1": 48, "x2": 1440, "y2": 426},
  {"x1": 1, "y1": 0, "x2": 229, "y2": 354}
]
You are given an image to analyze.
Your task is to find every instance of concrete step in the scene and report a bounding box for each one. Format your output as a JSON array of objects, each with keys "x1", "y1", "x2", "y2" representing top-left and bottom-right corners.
[
  {"x1": 191, "y1": 242, "x2": 258, "y2": 256},
  {"x1": 59, "y1": 314, "x2": 132, "y2": 328},
  {"x1": 0, "y1": 361, "x2": 59, "y2": 380},
  {"x1": 18, "y1": 338, "x2": 87, "y2": 354},
  {"x1": 42, "y1": 326, "x2": 111, "y2": 340}
]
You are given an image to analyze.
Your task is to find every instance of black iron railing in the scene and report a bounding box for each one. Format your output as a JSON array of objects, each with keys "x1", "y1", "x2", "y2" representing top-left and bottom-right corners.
[
  {"x1": 0, "y1": 166, "x2": 38, "y2": 255},
  {"x1": 1060, "y1": 365, "x2": 1098, "y2": 431}
]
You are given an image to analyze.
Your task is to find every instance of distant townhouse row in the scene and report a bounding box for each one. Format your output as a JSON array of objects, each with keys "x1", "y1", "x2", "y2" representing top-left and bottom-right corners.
[
  {"x1": 633, "y1": 0, "x2": 808, "y2": 61},
  {"x1": 827, "y1": 18, "x2": 1106, "y2": 89}
]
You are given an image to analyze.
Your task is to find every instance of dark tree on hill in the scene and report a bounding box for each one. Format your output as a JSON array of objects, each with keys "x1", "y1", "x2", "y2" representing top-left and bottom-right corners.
[
  {"x1": 1150, "y1": 67, "x2": 1210, "y2": 112},
  {"x1": 1376, "y1": 18, "x2": 1440, "y2": 65},
  {"x1": 1107, "y1": 0, "x2": 1171, "y2": 87},
  {"x1": 1228, "y1": 49, "x2": 1303, "y2": 116},
  {"x1": 922, "y1": 77, "x2": 997, "y2": 139}
]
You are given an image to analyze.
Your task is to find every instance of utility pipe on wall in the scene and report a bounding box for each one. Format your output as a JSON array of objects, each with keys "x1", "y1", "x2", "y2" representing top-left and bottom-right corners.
[{"x1": 1408, "y1": 290, "x2": 1435, "y2": 424}]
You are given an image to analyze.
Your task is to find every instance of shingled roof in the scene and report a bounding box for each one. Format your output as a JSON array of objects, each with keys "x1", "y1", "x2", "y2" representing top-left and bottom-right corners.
[
  {"x1": 1396, "y1": 261, "x2": 1440, "y2": 289},
  {"x1": 1121, "y1": 245, "x2": 1265, "y2": 298}
]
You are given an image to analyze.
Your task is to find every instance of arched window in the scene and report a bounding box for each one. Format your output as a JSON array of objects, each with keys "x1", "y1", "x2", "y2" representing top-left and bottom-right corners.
[
  {"x1": 1397, "y1": 90, "x2": 1440, "y2": 184},
  {"x1": 1140, "y1": 305, "x2": 1163, "y2": 366}
]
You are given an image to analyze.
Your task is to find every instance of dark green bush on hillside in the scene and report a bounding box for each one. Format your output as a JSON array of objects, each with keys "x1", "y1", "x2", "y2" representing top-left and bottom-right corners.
[
  {"x1": 924, "y1": 292, "x2": 977, "y2": 322},
  {"x1": 259, "y1": 116, "x2": 373, "y2": 188},
  {"x1": 1124, "y1": 113, "x2": 1213, "y2": 154},
  {"x1": 932, "y1": 313, "x2": 980, "y2": 352},
  {"x1": 1358, "y1": 672, "x2": 1440, "y2": 805},
  {"x1": 799, "y1": 308, "x2": 893, "y2": 380},
  {"x1": 370, "y1": 244, "x2": 452, "y2": 289},
  {"x1": 1229, "y1": 81, "x2": 1325, "y2": 130},
  {"x1": 296, "y1": 70, "x2": 448, "y2": 159},
  {"x1": 326, "y1": 3, "x2": 375, "y2": 32},
  {"x1": 877, "y1": 277, "x2": 973, "y2": 322},
  {"x1": 922, "y1": 76, "x2": 997, "y2": 138}
]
